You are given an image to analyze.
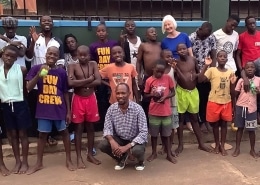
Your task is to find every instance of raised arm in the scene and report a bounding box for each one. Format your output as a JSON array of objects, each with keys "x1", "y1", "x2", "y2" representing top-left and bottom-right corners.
[
  {"x1": 26, "y1": 65, "x2": 47, "y2": 92},
  {"x1": 26, "y1": 26, "x2": 40, "y2": 60},
  {"x1": 198, "y1": 57, "x2": 212, "y2": 83}
]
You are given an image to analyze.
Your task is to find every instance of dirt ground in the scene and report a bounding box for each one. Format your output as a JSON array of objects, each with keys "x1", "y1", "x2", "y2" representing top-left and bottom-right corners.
[{"x1": 1, "y1": 141, "x2": 260, "y2": 185}]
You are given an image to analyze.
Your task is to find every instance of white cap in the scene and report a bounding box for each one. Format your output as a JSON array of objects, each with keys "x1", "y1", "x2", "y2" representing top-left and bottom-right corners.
[{"x1": 162, "y1": 15, "x2": 177, "y2": 34}]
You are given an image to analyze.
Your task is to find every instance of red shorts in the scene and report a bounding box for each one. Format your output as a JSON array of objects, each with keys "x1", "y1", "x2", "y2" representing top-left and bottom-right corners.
[
  {"x1": 71, "y1": 93, "x2": 100, "y2": 123},
  {"x1": 206, "y1": 101, "x2": 232, "y2": 123}
]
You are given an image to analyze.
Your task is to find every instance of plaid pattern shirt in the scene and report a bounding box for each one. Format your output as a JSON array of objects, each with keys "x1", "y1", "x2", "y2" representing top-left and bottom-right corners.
[{"x1": 103, "y1": 101, "x2": 148, "y2": 144}]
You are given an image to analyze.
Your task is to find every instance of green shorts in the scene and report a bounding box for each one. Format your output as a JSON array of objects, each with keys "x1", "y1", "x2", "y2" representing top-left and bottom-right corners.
[
  {"x1": 149, "y1": 115, "x2": 172, "y2": 137},
  {"x1": 176, "y1": 86, "x2": 199, "y2": 114}
]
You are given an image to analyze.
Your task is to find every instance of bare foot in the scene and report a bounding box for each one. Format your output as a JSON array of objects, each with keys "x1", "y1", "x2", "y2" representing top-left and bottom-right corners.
[
  {"x1": 158, "y1": 147, "x2": 166, "y2": 155},
  {"x1": 12, "y1": 161, "x2": 22, "y2": 174},
  {"x1": 175, "y1": 145, "x2": 183, "y2": 155},
  {"x1": 250, "y1": 150, "x2": 258, "y2": 159},
  {"x1": 19, "y1": 162, "x2": 29, "y2": 174},
  {"x1": 147, "y1": 153, "x2": 157, "y2": 162},
  {"x1": 26, "y1": 164, "x2": 43, "y2": 175},
  {"x1": 0, "y1": 165, "x2": 10, "y2": 176},
  {"x1": 212, "y1": 145, "x2": 220, "y2": 154},
  {"x1": 219, "y1": 146, "x2": 228, "y2": 156},
  {"x1": 87, "y1": 155, "x2": 101, "y2": 165},
  {"x1": 171, "y1": 151, "x2": 177, "y2": 157},
  {"x1": 166, "y1": 155, "x2": 177, "y2": 164},
  {"x1": 77, "y1": 158, "x2": 86, "y2": 169},
  {"x1": 66, "y1": 160, "x2": 76, "y2": 171},
  {"x1": 232, "y1": 148, "x2": 240, "y2": 157},
  {"x1": 198, "y1": 144, "x2": 212, "y2": 153}
]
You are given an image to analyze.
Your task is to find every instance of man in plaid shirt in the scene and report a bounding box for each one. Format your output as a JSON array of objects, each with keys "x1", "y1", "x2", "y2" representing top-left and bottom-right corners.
[{"x1": 99, "y1": 83, "x2": 148, "y2": 171}]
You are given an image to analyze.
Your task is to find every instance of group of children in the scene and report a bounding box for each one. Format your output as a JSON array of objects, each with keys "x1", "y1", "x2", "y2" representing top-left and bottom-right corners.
[{"x1": 0, "y1": 16, "x2": 259, "y2": 176}]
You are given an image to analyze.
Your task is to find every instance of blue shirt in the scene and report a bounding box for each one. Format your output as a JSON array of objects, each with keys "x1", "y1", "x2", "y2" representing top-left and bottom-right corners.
[{"x1": 161, "y1": 32, "x2": 192, "y2": 59}]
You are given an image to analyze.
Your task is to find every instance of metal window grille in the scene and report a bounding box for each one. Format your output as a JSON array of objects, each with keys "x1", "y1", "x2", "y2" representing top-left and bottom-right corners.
[
  {"x1": 229, "y1": 0, "x2": 260, "y2": 19},
  {"x1": 0, "y1": 0, "x2": 203, "y2": 21}
]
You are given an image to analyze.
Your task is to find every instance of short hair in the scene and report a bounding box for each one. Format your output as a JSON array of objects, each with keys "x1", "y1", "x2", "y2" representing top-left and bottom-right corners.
[
  {"x1": 176, "y1": 43, "x2": 187, "y2": 50},
  {"x1": 154, "y1": 59, "x2": 166, "y2": 68},
  {"x1": 217, "y1": 50, "x2": 227, "y2": 56},
  {"x1": 228, "y1": 14, "x2": 240, "y2": 24},
  {"x1": 96, "y1": 23, "x2": 107, "y2": 30},
  {"x1": 245, "y1": 15, "x2": 256, "y2": 25},
  {"x1": 116, "y1": 83, "x2": 130, "y2": 92},
  {"x1": 40, "y1": 15, "x2": 53, "y2": 23},
  {"x1": 160, "y1": 49, "x2": 172, "y2": 58},
  {"x1": 4, "y1": 45, "x2": 19, "y2": 55},
  {"x1": 201, "y1": 22, "x2": 213, "y2": 32},
  {"x1": 64, "y1": 33, "x2": 78, "y2": 53},
  {"x1": 125, "y1": 20, "x2": 135, "y2": 26}
]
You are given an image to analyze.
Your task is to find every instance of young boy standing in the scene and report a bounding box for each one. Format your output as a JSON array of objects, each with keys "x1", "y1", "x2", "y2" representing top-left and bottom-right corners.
[
  {"x1": 120, "y1": 20, "x2": 142, "y2": 66},
  {"x1": 158, "y1": 49, "x2": 179, "y2": 156},
  {"x1": 144, "y1": 59, "x2": 176, "y2": 163},
  {"x1": 99, "y1": 46, "x2": 139, "y2": 104},
  {"x1": 68, "y1": 45, "x2": 101, "y2": 168},
  {"x1": 136, "y1": 27, "x2": 161, "y2": 118},
  {"x1": 232, "y1": 62, "x2": 260, "y2": 158},
  {"x1": 89, "y1": 23, "x2": 118, "y2": 130},
  {"x1": 26, "y1": 46, "x2": 75, "y2": 174},
  {"x1": 198, "y1": 50, "x2": 237, "y2": 156},
  {"x1": 170, "y1": 43, "x2": 211, "y2": 155},
  {"x1": 0, "y1": 45, "x2": 31, "y2": 174}
]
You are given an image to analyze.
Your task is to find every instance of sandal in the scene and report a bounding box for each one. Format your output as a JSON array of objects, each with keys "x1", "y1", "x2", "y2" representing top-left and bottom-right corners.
[{"x1": 47, "y1": 136, "x2": 58, "y2": 146}]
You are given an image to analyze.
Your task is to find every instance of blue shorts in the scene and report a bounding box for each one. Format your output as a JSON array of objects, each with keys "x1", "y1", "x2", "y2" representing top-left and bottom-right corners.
[
  {"x1": 38, "y1": 119, "x2": 66, "y2": 133},
  {"x1": 1, "y1": 101, "x2": 32, "y2": 130}
]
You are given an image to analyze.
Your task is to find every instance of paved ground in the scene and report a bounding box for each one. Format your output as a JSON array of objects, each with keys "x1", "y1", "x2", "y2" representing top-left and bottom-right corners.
[{"x1": 1, "y1": 141, "x2": 260, "y2": 185}]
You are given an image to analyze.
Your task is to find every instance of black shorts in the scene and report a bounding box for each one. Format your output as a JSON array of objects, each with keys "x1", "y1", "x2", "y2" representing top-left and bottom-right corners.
[
  {"x1": 2, "y1": 101, "x2": 32, "y2": 130},
  {"x1": 235, "y1": 106, "x2": 257, "y2": 131}
]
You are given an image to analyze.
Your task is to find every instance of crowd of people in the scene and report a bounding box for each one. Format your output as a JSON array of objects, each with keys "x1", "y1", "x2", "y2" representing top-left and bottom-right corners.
[{"x1": 0, "y1": 13, "x2": 259, "y2": 176}]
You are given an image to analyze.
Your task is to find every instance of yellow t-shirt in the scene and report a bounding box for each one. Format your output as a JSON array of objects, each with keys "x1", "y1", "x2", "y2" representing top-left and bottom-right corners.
[{"x1": 204, "y1": 67, "x2": 233, "y2": 104}]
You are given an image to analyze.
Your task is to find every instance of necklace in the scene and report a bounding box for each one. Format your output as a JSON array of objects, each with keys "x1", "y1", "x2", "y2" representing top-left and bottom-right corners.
[{"x1": 79, "y1": 63, "x2": 90, "y2": 92}]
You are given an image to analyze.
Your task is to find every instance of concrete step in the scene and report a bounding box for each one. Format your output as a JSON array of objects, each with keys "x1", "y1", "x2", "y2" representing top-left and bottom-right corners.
[{"x1": 2, "y1": 126, "x2": 260, "y2": 157}]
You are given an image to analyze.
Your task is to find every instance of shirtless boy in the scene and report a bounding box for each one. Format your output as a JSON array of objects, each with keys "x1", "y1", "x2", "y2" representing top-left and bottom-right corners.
[
  {"x1": 136, "y1": 27, "x2": 161, "y2": 116},
  {"x1": 68, "y1": 45, "x2": 101, "y2": 168},
  {"x1": 170, "y1": 43, "x2": 211, "y2": 155}
]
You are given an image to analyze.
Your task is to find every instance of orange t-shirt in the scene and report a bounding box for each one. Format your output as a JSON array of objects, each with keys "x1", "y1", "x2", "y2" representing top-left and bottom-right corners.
[{"x1": 99, "y1": 63, "x2": 138, "y2": 104}]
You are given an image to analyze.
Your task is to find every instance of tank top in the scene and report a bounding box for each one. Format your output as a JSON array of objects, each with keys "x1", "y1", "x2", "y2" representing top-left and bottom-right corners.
[
  {"x1": 0, "y1": 63, "x2": 23, "y2": 103},
  {"x1": 128, "y1": 36, "x2": 141, "y2": 67}
]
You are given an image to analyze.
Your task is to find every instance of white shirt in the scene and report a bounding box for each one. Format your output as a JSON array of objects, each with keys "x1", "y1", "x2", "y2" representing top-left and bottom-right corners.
[
  {"x1": 213, "y1": 29, "x2": 239, "y2": 72},
  {"x1": 128, "y1": 36, "x2": 141, "y2": 67},
  {"x1": 27, "y1": 35, "x2": 61, "y2": 66},
  {"x1": 0, "y1": 34, "x2": 27, "y2": 67}
]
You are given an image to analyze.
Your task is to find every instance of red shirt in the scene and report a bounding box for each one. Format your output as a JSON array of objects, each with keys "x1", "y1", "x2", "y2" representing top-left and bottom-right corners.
[
  {"x1": 144, "y1": 74, "x2": 174, "y2": 116},
  {"x1": 238, "y1": 31, "x2": 260, "y2": 67}
]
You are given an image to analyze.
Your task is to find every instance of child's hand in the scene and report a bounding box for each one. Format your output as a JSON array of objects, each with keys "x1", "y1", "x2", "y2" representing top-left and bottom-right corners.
[
  {"x1": 204, "y1": 56, "x2": 212, "y2": 66},
  {"x1": 229, "y1": 73, "x2": 237, "y2": 84},
  {"x1": 157, "y1": 96, "x2": 166, "y2": 103},
  {"x1": 168, "y1": 58, "x2": 177, "y2": 69}
]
